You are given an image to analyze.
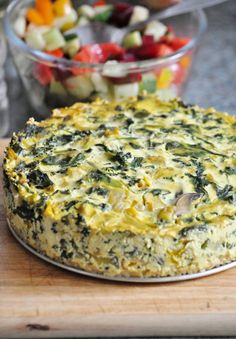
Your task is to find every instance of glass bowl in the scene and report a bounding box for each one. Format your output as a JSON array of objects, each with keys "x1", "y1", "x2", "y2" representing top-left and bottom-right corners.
[{"x1": 4, "y1": 0, "x2": 207, "y2": 118}]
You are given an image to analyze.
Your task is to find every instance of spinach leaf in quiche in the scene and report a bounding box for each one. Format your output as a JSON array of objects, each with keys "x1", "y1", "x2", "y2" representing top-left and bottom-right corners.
[
  {"x1": 129, "y1": 142, "x2": 142, "y2": 149},
  {"x1": 186, "y1": 163, "x2": 209, "y2": 195},
  {"x1": 27, "y1": 170, "x2": 53, "y2": 189},
  {"x1": 134, "y1": 110, "x2": 150, "y2": 118},
  {"x1": 165, "y1": 141, "x2": 226, "y2": 158},
  {"x1": 86, "y1": 187, "x2": 108, "y2": 197},
  {"x1": 224, "y1": 167, "x2": 236, "y2": 176},
  {"x1": 64, "y1": 201, "x2": 77, "y2": 211},
  {"x1": 151, "y1": 189, "x2": 170, "y2": 196},
  {"x1": 14, "y1": 201, "x2": 35, "y2": 221},
  {"x1": 179, "y1": 224, "x2": 208, "y2": 238},
  {"x1": 89, "y1": 170, "x2": 110, "y2": 183},
  {"x1": 130, "y1": 157, "x2": 144, "y2": 168},
  {"x1": 10, "y1": 141, "x2": 23, "y2": 155},
  {"x1": 69, "y1": 153, "x2": 85, "y2": 167},
  {"x1": 22, "y1": 123, "x2": 44, "y2": 138},
  {"x1": 216, "y1": 185, "x2": 234, "y2": 203},
  {"x1": 110, "y1": 152, "x2": 132, "y2": 168},
  {"x1": 42, "y1": 153, "x2": 84, "y2": 168}
]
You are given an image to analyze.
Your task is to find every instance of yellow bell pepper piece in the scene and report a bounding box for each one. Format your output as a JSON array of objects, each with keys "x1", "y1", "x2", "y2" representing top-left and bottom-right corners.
[
  {"x1": 157, "y1": 67, "x2": 174, "y2": 89},
  {"x1": 53, "y1": 0, "x2": 72, "y2": 17},
  {"x1": 61, "y1": 21, "x2": 76, "y2": 33}
]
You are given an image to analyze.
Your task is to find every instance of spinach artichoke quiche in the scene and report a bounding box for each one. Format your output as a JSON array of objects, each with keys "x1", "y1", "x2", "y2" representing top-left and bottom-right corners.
[{"x1": 3, "y1": 95, "x2": 236, "y2": 278}]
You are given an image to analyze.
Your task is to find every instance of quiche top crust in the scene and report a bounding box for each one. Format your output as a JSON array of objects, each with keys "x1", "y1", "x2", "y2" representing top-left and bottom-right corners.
[{"x1": 3, "y1": 96, "x2": 236, "y2": 237}]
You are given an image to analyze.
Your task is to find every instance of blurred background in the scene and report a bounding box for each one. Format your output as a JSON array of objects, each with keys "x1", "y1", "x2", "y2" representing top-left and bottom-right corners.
[{"x1": 0, "y1": 0, "x2": 235, "y2": 136}]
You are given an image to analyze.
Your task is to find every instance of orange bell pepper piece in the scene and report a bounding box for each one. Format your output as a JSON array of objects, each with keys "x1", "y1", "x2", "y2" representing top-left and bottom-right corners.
[
  {"x1": 36, "y1": 0, "x2": 54, "y2": 25},
  {"x1": 26, "y1": 8, "x2": 45, "y2": 25}
]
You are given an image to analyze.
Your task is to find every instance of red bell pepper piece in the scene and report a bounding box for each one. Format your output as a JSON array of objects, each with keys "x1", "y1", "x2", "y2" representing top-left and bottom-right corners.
[
  {"x1": 129, "y1": 42, "x2": 174, "y2": 60},
  {"x1": 156, "y1": 43, "x2": 174, "y2": 57},
  {"x1": 72, "y1": 44, "x2": 102, "y2": 74},
  {"x1": 142, "y1": 35, "x2": 155, "y2": 45},
  {"x1": 73, "y1": 43, "x2": 124, "y2": 64},
  {"x1": 170, "y1": 37, "x2": 191, "y2": 51},
  {"x1": 128, "y1": 43, "x2": 159, "y2": 60},
  {"x1": 100, "y1": 43, "x2": 125, "y2": 61},
  {"x1": 93, "y1": 0, "x2": 106, "y2": 7},
  {"x1": 45, "y1": 48, "x2": 64, "y2": 58},
  {"x1": 33, "y1": 63, "x2": 53, "y2": 86}
]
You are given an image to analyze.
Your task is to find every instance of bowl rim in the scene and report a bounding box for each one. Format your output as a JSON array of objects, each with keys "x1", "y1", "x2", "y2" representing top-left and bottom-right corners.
[{"x1": 3, "y1": 0, "x2": 208, "y2": 71}]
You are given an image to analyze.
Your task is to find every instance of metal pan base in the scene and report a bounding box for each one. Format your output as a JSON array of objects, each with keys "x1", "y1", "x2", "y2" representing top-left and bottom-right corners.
[{"x1": 7, "y1": 220, "x2": 236, "y2": 283}]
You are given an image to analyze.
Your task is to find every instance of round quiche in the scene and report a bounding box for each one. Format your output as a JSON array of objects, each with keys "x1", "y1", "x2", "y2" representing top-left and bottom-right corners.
[{"x1": 3, "y1": 95, "x2": 236, "y2": 278}]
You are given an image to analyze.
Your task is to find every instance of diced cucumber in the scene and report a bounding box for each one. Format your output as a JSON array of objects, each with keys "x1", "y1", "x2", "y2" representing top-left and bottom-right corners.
[
  {"x1": 63, "y1": 36, "x2": 80, "y2": 57},
  {"x1": 123, "y1": 31, "x2": 142, "y2": 48},
  {"x1": 144, "y1": 21, "x2": 167, "y2": 42},
  {"x1": 102, "y1": 61, "x2": 127, "y2": 78},
  {"x1": 54, "y1": 9, "x2": 78, "y2": 30},
  {"x1": 49, "y1": 80, "x2": 67, "y2": 96},
  {"x1": 14, "y1": 16, "x2": 26, "y2": 38},
  {"x1": 43, "y1": 28, "x2": 65, "y2": 51},
  {"x1": 91, "y1": 73, "x2": 109, "y2": 94},
  {"x1": 113, "y1": 82, "x2": 139, "y2": 101},
  {"x1": 77, "y1": 16, "x2": 90, "y2": 26},
  {"x1": 77, "y1": 5, "x2": 95, "y2": 19},
  {"x1": 65, "y1": 74, "x2": 94, "y2": 99},
  {"x1": 94, "y1": 5, "x2": 113, "y2": 22},
  {"x1": 25, "y1": 29, "x2": 46, "y2": 50},
  {"x1": 140, "y1": 72, "x2": 156, "y2": 93},
  {"x1": 27, "y1": 24, "x2": 50, "y2": 34},
  {"x1": 129, "y1": 5, "x2": 149, "y2": 25}
]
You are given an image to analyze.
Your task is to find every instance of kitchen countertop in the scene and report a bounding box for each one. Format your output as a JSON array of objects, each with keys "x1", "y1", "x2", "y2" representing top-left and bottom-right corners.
[
  {"x1": 183, "y1": 0, "x2": 236, "y2": 114},
  {"x1": 3, "y1": 0, "x2": 236, "y2": 137}
]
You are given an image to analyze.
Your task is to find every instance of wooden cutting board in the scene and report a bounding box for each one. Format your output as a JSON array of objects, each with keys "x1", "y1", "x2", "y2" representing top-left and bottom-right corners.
[{"x1": 0, "y1": 138, "x2": 236, "y2": 338}]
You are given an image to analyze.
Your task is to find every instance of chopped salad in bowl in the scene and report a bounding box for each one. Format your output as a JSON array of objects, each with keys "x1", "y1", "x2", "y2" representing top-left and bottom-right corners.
[{"x1": 4, "y1": 0, "x2": 207, "y2": 117}]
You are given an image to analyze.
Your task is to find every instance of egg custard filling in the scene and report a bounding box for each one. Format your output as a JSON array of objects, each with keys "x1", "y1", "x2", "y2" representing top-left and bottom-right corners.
[{"x1": 3, "y1": 95, "x2": 236, "y2": 277}]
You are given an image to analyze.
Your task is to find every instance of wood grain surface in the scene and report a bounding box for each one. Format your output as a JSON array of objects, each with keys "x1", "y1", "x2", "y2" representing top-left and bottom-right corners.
[{"x1": 0, "y1": 139, "x2": 236, "y2": 338}]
